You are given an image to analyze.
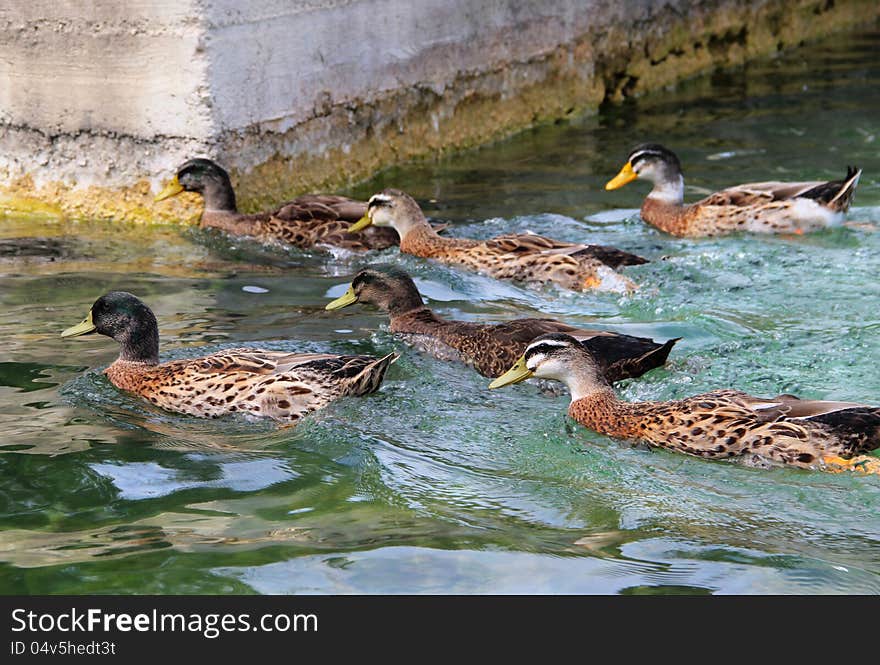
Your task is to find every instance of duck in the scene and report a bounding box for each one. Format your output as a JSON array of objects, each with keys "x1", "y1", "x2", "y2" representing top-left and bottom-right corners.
[
  {"x1": 153, "y1": 158, "x2": 403, "y2": 251},
  {"x1": 489, "y1": 333, "x2": 880, "y2": 475},
  {"x1": 605, "y1": 144, "x2": 862, "y2": 237},
  {"x1": 325, "y1": 265, "x2": 677, "y2": 382},
  {"x1": 325, "y1": 265, "x2": 680, "y2": 383},
  {"x1": 61, "y1": 291, "x2": 396, "y2": 421},
  {"x1": 346, "y1": 189, "x2": 648, "y2": 293}
]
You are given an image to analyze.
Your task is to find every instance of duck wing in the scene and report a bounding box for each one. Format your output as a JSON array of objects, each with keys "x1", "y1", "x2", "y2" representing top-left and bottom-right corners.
[
  {"x1": 735, "y1": 393, "x2": 880, "y2": 455},
  {"x1": 188, "y1": 348, "x2": 342, "y2": 375},
  {"x1": 274, "y1": 195, "x2": 366, "y2": 222},
  {"x1": 268, "y1": 200, "x2": 396, "y2": 250},
  {"x1": 581, "y1": 335, "x2": 679, "y2": 382},
  {"x1": 736, "y1": 393, "x2": 869, "y2": 419},
  {"x1": 490, "y1": 318, "x2": 582, "y2": 344},
  {"x1": 173, "y1": 349, "x2": 396, "y2": 420},
  {"x1": 794, "y1": 166, "x2": 861, "y2": 210},
  {"x1": 698, "y1": 167, "x2": 861, "y2": 211},
  {"x1": 697, "y1": 187, "x2": 778, "y2": 208},
  {"x1": 291, "y1": 352, "x2": 398, "y2": 397},
  {"x1": 486, "y1": 233, "x2": 647, "y2": 268}
]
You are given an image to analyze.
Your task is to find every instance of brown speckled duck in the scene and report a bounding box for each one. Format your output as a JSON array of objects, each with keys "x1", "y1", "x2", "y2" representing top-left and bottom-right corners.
[
  {"x1": 61, "y1": 291, "x2": 396, "y2": 421},
  {"x1": 154, "y1": 158, "x2": 402, "y2": 251},
  {"x1": 347, "y1": 189, "x2": 647, "y2": 293},
  {"x1": 490, "y1": 333, "x2": 880, "y2": 475},
  {"x1": 325, "y1": 265, "x2": 677, "y2": 381},
  {"x1": 605, "y1": 144, "x2": 861, "y2": 237}
]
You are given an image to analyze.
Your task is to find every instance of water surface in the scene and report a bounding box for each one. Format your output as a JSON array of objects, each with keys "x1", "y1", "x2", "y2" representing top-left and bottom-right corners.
[{"x1": 1, "y1": 30, "x2": 879, "y2": 594}]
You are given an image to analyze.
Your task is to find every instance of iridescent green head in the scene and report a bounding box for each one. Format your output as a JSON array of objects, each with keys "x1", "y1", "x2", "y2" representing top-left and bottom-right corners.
[{"x1": 62, "y1": 291, "x2": 160, "y2": 364}]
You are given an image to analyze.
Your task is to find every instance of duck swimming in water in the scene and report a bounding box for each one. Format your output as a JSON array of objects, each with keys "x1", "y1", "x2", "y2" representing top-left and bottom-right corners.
[
  {"x1": 326, "y1": 265, "x2": 677, "y2": 381},
  {"x1": 347, "y1": 188, "x2": 648, "y2": 293},
  {"x1": 154, "y1": 158, "x2": 405, "y2": 251},
  {"x1": 605, "y1": 143, "x2": 861, "y2": 237},
  {"x1": 490, "y1": 333, "x2": 880, "y2": 475},
  {"x1": 62, "y1": 291, "x2": 396, "y2": 421}
]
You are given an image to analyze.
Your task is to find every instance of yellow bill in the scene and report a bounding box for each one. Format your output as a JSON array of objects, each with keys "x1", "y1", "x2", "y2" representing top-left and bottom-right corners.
[
  {"x1": 325, "y1": 285, "x2": 358, "y2": 311},
  {"x1": 346, "y1": 213, "x2": 372, "y2": 234},
  {"x1": 488, "y1": 355, "x2": 534, "y2": 389},
  {"x1": 154, "y1": 175, "x2": 184, "y2": 202},
  {"x1": 605, "y1": 162, "x2": 637, "y2": 190},
  {"x1": 61, "y1": 310, "x2": 96, "y2": 338}
]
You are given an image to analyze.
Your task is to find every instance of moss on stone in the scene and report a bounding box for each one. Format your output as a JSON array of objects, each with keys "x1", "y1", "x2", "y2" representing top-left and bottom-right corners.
[{"x1": 3, "y1": 0, "x2": 877, "y2": 222}]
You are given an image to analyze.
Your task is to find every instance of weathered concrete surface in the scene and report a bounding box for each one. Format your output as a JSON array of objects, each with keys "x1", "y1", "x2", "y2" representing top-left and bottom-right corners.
[{"x1": 1, "y1": 0, "x2": 878, "y2": 222}]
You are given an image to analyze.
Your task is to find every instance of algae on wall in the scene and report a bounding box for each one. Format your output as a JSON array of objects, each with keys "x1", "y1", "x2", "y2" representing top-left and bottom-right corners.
[{"x1": 1, "y1": 0, "x2": 877, "y2": 223}]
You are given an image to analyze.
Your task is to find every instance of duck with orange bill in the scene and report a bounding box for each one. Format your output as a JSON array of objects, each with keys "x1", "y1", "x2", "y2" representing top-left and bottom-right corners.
[
  {"x1": 605, "y1": 144, "x2": 861, "y2": 237},
  {"x1": 347, "y1": 189, "x2": 648, "y2": 293}
]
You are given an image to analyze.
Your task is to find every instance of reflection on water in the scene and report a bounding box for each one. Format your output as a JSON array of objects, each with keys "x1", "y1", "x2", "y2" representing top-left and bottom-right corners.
[
  {"x1": 215, "y1": 540, "x2": 880, "y2": 594},
  {"x1": 1, "y1": 30, "x2": 879, "y2": 594}
]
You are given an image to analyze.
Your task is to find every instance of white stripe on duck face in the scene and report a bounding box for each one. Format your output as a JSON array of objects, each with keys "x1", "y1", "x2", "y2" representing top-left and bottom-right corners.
[
  {"x1": 368, "y1": 194, "x2": 393, "y2": 207},
  {"x1": 526, "y1": 339, "x2": 571, "y2": 354},
  {"x1": 525, "y1": 340, "x2": 572, "y2": 367},
  {"x1": 628, "y1": 149, "x2": 668, "y2": 165}
]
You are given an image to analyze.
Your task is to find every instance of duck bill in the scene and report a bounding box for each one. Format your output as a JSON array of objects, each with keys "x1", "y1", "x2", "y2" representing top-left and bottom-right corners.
[
  {"x1": 154, "y1": 176, "x2": 184, "y2": 202},
  {"x1": 488, "y1": 355, "x2": 534, "y2": 389},
  {"x1": 61, "y1": 311, "x2": 96, "y2": 338},
  {"x1": 325, "y1": 286, "x2": 358, "y2": 311},
  {"x1": 605, "y1": 162, "x2": 637, "y2": 190},
  {"x1": 347, "y1": 214, "x2": 373, "y2": 234}
]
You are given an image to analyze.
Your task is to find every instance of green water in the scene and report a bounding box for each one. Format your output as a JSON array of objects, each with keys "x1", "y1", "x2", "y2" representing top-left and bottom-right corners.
[{"x1": 2, "y1": 30, "x2": 879, "y2": 595}]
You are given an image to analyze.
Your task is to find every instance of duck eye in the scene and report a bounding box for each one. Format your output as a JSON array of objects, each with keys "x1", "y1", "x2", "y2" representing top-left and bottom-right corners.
[{"x1": 525, "y1": 353, "x2": 545, "y2": 371}]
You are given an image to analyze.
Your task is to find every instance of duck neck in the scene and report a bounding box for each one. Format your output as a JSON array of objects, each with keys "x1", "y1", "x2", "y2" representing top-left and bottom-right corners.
[
  {"x1": 640, "y1": 196, "x2": 689, "y2": 235},
  {"x1": 550, "y1": 356, "x2": 612, "y2": 403},
  {"x1": 568, "y1": 389, "x2": 634, "y2": 438},
  {"x1": 565, "y1": 371, "x2": 611, "y2": 403},
  {"x1": 117, "y1": 323, "x2": 160, "y2": 365},
  {"x1": 201, "y1": 177, "x2": 238, "y2": 214},
  {"x1": 388, "y1": 306, "x2": 445, "y2": 334},
  {"x1": 394, "y1": 215, "x2": 441, "y2": 255},
  {"x1": 646, "y1": 175, "x2": 684, "y2": 206},
  {"x1": 384, "y1": 284, "x2": 429, "y2": 318}
]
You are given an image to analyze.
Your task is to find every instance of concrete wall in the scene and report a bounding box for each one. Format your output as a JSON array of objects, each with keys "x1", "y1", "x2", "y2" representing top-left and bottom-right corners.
[{"x1": 1, "y1": 0, "x2": 877, "y2": 222}]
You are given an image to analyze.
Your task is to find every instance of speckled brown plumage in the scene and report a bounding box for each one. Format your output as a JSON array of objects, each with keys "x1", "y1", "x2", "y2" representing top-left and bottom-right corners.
[
  {"x1": 607, "y1": 145, "x2": 861, "y2": 237},
  {"x1": 63, "y1": 292, "x2": 396, "y2": 422},
  {"x1": 155, "y1": 158, "x2": 401, "y2": 251},
  {"x1": 201, "y1": 199, "x2": 402, "y2": 251},
  {"x1": 569, "y1": 388, "x2": 880, "y2": 468},
  {"x1": 495, "y1": 333, "x2": 880, "y2": 473},
  {"x1": 104, "y1": 348, "x2": 396, "y2": 420},
  {"x1": 328, "y1": 266, "x2": 676, "y2": 381},
  {"x1": 393, "y1": 309, "x2": 675, "y2": 380},
  {"x1": 360, "y1": 189, "x2": 647, "y2": 293}
]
